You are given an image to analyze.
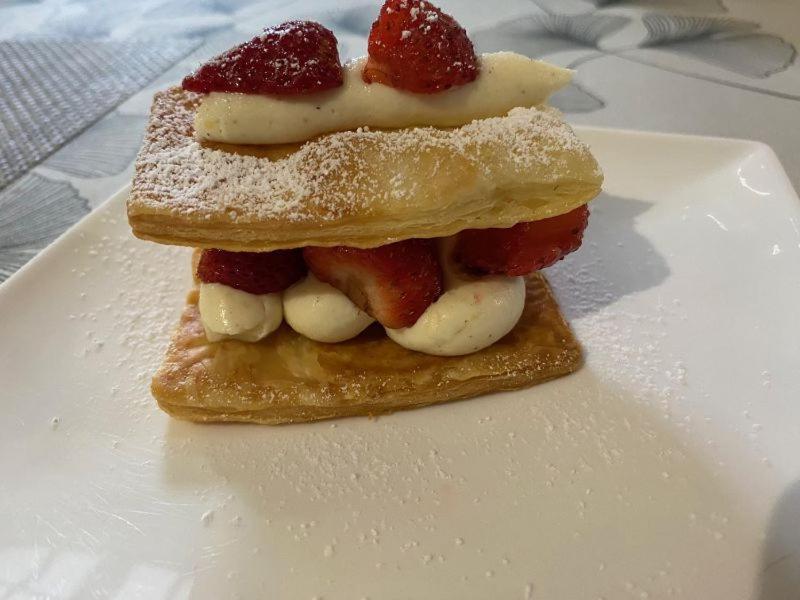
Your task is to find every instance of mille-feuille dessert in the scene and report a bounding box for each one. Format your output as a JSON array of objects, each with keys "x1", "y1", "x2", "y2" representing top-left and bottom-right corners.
[{"x1": 127, "y1": 0, "x2": 603, "y2": 424}]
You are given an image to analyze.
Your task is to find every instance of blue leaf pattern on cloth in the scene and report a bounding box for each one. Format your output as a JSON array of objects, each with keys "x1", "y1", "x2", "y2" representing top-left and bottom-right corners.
[
  {"x1": 0, "y1": 248, "x2": 40, "y2": 281},
  {"x1": 641, "y1": 15, "x2": 757, "y2": 45},
  {"x1": 44, "y1": 113, "x2": 147, "y2": 178},
  {"x1": 584, "y1": 0, "x2": 726, "y2": 11},
  {"x1": 640, "y1": 15, "x2": 796, "y2": 78},
  {"x1": 473, "y1": 13, "x2": 629, "y2": 56},
  {"x1": 0, "y1": 174, "x2": 88, "y2": 281}
]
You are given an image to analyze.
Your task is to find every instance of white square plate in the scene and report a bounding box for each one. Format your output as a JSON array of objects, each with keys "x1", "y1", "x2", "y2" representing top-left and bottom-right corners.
[{"x1": 1, "y1": 128, "x2": 799, "y2": 599}]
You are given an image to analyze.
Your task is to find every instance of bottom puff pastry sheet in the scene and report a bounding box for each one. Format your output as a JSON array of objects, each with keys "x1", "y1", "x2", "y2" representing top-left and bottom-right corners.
[{"x1": 152, "y1": 273, "x2": 581, "y2": 424}]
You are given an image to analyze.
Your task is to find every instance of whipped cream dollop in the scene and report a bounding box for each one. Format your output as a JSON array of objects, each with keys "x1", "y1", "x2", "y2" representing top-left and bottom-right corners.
[
  {"x1": 283, "y1": 274, "x2": 375, "y2": 343},
  {"x1": 194, "y1": 52, "x2": 572, "y2": 145},
  {"x1": 198, "y1": 282, "x2": 283, "y2": 342},
  {"x1": 386, "y1": 240, "x2": 526, "y2": 356}
]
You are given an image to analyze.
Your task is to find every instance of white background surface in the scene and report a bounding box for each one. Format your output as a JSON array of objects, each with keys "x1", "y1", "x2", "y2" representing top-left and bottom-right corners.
[{"x1": 1, "y1": 128, "x2": 799, "y2": 599}]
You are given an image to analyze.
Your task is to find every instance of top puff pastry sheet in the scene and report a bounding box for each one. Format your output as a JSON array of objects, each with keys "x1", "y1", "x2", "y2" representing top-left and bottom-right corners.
[{"x1": 128, "y1": 88, "x2": 603, "y2": 251}]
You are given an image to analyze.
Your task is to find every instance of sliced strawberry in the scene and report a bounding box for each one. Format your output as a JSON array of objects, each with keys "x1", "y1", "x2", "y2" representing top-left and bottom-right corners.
[
  {"x1": 303, "y1": 240, "x2": 443, "y2": 329},
  {"x1": 182, "y1": 20, "x2": 343, "y2": 95},
  {"x1": 454, "y1": 206, "x2": 590, "y2": 276},
  {"x1": 197, "y1": 248, "x2": 306, "y2": 295},
  {"x1": 363, "y1": 0, "x2": 479, "y2": 93}
]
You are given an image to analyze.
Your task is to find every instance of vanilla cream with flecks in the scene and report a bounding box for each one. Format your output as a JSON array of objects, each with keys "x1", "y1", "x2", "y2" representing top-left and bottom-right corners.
[
  {"x1": 198, "y1": 237, "x2": 526, "y2": 356},
  {"x1": 194, "y1": 52, "x2": 572, "y2": 145}
]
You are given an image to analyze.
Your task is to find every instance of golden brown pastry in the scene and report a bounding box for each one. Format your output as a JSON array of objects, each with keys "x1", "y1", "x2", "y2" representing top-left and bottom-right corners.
[
  {"x1": 127, "y1": 88, "x2": 602, "y2": 252},
  {"x1": 153, "y1": 273, "x2": 581, "y2": 424}
]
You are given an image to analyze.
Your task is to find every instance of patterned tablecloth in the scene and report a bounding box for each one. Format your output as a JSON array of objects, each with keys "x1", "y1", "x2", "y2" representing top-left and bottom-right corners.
[{"x1": 1, "y1": 0, "x2": 799, "y2": 282}]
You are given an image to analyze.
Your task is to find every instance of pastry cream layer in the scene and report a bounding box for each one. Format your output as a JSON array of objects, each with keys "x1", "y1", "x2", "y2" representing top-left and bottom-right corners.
[
  {"x1": 283, "y1": 274, "x2": 375, "y2": 343},
  {"x1": 387, "y1": 239, "x2": 525, "y2": 356},
  {"x1": 386, "y1": 276, "x2": 524, "y2": 356},
  {"x1": 199, "y1": 278, "x2": 374, "y2": 344},
  {"x1": 195, "y1": 52, "x2": 572, "y2": 145},
  {"x1": 197, "y1": 240, "x2": 527, "y2": 354},
  {"x1": 198, "y1": 283, "x2": 282, "y2": 342}
]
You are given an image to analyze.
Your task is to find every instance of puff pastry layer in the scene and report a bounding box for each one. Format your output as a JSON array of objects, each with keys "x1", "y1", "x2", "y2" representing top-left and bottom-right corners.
[
  {"x1": 128, "y1": 88, "x2": 602, "y2": 252},
  {"x1": 152, "y1": 272, "x2": 581, "y2": 424}
]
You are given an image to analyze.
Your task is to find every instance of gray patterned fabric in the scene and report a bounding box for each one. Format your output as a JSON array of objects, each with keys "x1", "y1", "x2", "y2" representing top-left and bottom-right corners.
[
  {"x1": 0, "y1": 173, "x2": 88, "y2": 280},
  {"x1": 0, "y1": 38, "x2": 196, "y2": 189},
  {"x1": 0, "y1": 0, "x2": 798, "y2": 284}
]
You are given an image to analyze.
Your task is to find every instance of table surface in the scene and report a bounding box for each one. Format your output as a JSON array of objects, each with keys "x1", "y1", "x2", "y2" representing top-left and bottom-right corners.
[{"x1": 1, "y1": 0, "x2": 799, "y2": 282}]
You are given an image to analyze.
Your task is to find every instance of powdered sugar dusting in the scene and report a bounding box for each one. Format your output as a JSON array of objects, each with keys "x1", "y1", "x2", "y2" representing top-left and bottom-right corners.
[{"x1": 131, "y1": 88, "x2": 598, "y2": 228}]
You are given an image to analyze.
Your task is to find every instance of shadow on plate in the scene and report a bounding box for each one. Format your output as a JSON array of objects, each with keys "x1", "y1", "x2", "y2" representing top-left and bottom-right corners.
[{"x1": 547, "y1": 192, "x2": 670, "y2": 320}]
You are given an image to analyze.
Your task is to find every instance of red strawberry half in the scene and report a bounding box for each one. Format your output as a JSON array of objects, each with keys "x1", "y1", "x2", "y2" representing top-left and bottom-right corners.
[
  {"x1": 197, "y1": 248, "x2": 307, "y2": 295},
  {"x1": 454, "y1": 206, "x2": 590, "y2": 276},
  {"x1": 182, "y1": 20, "x2": 343, "y2": 95},
  {"x1": 303, "y1": 239, "x2": 443, "y2": 329},
  {"x1": 363, "y1": 0, "x2": 479, "y2": 93}
]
